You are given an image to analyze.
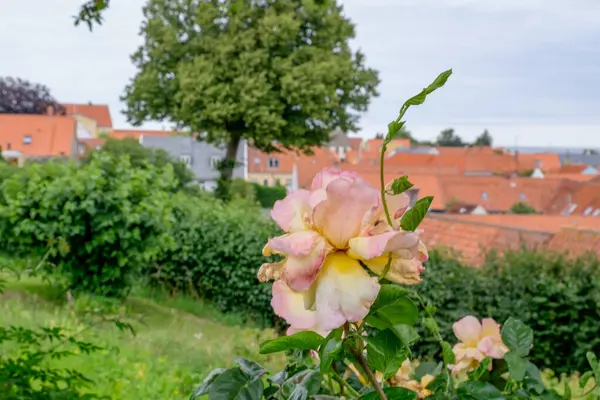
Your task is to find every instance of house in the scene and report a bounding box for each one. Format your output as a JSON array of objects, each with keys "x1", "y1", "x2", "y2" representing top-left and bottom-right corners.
[
  {"x1": 63, "y1": 103, "x2": 113, "y2": 137},
  {"x1": 419, "y1": 214, "x2": 600, "y2": 265},
  {"x1": 559, "y1": 153, "x2": 600, "y2": 168},
  {"x1": 248, "y1": 146, "x2": 340, "y2": 190},
  {"x1": 0, "y1": 114, "x2": 79, "y2": 165},
  {"x1": 110, "y1": 129, "x2": 176, "y2": 140},
  {"x1": 140, "y1": 135, "x2": 247, "y2": 190}
]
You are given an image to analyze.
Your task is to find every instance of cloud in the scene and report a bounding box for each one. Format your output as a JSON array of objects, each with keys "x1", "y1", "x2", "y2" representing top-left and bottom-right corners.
[{"x1": 1, "y1": 0, "x2": 599, "y2": 148}]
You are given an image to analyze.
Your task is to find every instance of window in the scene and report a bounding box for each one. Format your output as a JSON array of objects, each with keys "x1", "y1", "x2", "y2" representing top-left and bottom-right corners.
[
  {"x1": 584, "y1": 206, "x2": 593, "y2": 216},
  {"x1": 520, "y1": 193, "x2": 526, "y2": 201},
  {"x1": 481, "y1": 191, "x2": 488, "y2": 201},
  {"x1": 179, "y1": 155, "x2": 192, "y2": 165},
  {"x1": 593, "y1": 209, "x2": 600, "y2": 217},
  {"x1": 562, "y1": 203, "x2": 578, "y2": 216},
  {"x1": 263, "y1": 179, "x2": 269, "y2": 186},
  {"x1": 209, "y1": 155, "x2": 221, "y2": 169},
  {"x1": 23, "y1": 135, "x2": 32, "y2": 144},
  {"x1": 268, "y1": 157, "x2": 279, "y2": 168}
]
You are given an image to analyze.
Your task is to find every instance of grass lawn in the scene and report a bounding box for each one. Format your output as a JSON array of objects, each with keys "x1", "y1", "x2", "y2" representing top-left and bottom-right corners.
[{"x1": 0, "y1": 275, "x2": 285, "y2": 400}]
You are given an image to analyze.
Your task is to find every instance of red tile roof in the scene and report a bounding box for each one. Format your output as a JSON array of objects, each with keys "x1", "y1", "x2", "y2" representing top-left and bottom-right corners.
[
  {"x1": 420, "y1": 214, "x2": 600, "y2": 265},
  {"x1": 516, "y1": 153, "x2": 562, "y2": 172},
  {"x1": 110, "y1": 129, "x2": 175, "y2": 140},
  {"x1": 63, "y1": 103, "x2": 112, "y2": 128},
  {"x1": 0, "y1": 114, "x2": 77, "y2": 156}
]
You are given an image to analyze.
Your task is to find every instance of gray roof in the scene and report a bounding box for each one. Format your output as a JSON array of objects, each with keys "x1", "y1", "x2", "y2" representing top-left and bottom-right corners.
[
  {"x1": 559, "y1": 154, "x2": 600, "y2": 166},
  {"x1": 140, "y1": 135, "x2": 246, "y2": 182}
]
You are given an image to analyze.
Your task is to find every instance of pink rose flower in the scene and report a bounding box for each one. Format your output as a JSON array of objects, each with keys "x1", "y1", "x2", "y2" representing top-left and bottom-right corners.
[
  {"x1": 258, "y1": 168, "x2": 427, "y2": 335},
  {"x1": 450, "y1": 316, "x2": 509, "y2": 375}
]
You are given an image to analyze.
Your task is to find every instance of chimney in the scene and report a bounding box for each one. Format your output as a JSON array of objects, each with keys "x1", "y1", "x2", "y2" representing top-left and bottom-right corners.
[{"x1": 46, "y1": 105, "x2": 54, "y2": 116}]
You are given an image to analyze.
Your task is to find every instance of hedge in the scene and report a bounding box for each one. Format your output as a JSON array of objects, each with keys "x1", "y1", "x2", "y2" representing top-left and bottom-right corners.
[
  {"x1": 252, "y1": 183, "x2": 286, "y2": 208},
  {"x1": 146, "y1": 194, "x2": 283, "y2": 328},
  {"x1": 413, "y1": 248, "x2": 600, "y2": 374}
]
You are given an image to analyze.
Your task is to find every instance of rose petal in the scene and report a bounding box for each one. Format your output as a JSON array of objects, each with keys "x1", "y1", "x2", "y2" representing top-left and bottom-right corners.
[
  {"x1": 478, "y1": 337, "x2": 508, "y2": 359},
  {"x1": 272, "y1": 280, "x2": 317, "y2": 331},
  {"x1": 453, "y1": 316, "x2": 482, "y2": 347},
  {"x1": 315, "y1": 253, "x2": 380, "y2": 331},
  {"x1": 311, "y1": 168, "x2": 361, "y2": 190},
  {"x1": 268, "y1": 231, "x2": 323, "y2": 257},
  {"x1": 480, "y1": 318, "x2": 501, "y2": 339},
  {"x1": 348, "y1": 230, "x2": 420, "y2": 261},
  {"x1": 362, "y1": 255, "x2": 424, "y2": 285},
  {"x1": 271, "y1": 190, "x2": 311, "y2": 233},
  {"x1": 257, "y1": 260, "x2": 284, "y2": 282},
  {"x1": 313, "y1": 177, "x2": 380, "y2": 249}
]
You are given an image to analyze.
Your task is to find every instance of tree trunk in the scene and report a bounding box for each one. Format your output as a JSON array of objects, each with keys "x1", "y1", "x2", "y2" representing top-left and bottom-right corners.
[{"x1": 221, "y1": 133, "x2": 241, "y2": 182}]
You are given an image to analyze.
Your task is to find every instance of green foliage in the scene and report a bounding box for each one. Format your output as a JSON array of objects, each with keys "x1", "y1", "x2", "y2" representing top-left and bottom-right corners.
[
  {"x1": 510, "y1": 201, "x2": 538, "y2": 214},
  {"x1": 473, "y1": 129, "x2": 493, "y2": 146},
  {"x1": 0, "y1": 153, "x2": 177, "y2": 296},
  {"x1": 253, "y1": 183, "x2": 287, "y2": 209},
  {"x1": 123, "y1": 0, "x2": 379, "y2": 182},
  {"x1": 0, "y1": 325, "x2": 104, "y2": 399},
  {"x1": 147, "y1": 192, "x2": 281, "y2": 326},
  {"x1": 91, "y1": 137, "x2": 195, "y2": 190},
  {"x1": 400, "y1": 197, "x2": 433, "y2": 231},
  {"x1": 435, "y1": 128, "x2": 465, "y2": 147},
  {"x1": 413, "y1": 249, "x2": 600, "y2": 374}
]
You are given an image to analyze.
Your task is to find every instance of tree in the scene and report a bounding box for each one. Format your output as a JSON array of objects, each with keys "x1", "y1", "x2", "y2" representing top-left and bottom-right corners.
[
  {"x1": 122, "y1": 0, "x2": 379, "y2": 184},
  {"x1": 510, "y1": 201, "x2": 537, "y2": 214},
  {"x1": 473, "y1": 129, "x2": 493, "y2": 146},
  {"x1": 89, "y1": 137, "x2": 195, "y2": 189},
  {"x1": 0, "y1": 77, "x2": 65, "y2": 115},
  {"x1": 436, "y1": 128, "x2": 464, "y2": 147},
  {"x1": 74, "y1": 0, "x2": 110, "y2": 30}
]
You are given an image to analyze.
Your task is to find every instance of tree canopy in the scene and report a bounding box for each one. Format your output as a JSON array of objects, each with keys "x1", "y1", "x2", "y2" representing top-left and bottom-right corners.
[
  {"x1": 122, "y1": 0, "x2": 379, "y2": 180},
  {"x1": 0, "y1": 77, "x2": 65, "y2": 115},
  {"x1": 436, "y1": 128, "x2": 465, "y2": 147},
  {"x1": 88, "y1": 137, "x2": 194, "y2": 189},
  {"x1": 473, "y1": 129, "x2": 493, "y2": 146},
  {"x1": 74, "y1": 0, "x2": 111, "y2": 29}
]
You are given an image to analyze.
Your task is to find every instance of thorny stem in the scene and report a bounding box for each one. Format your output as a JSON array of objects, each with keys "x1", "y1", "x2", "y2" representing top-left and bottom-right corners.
[
  {"x1": 331, "y1": 369, "x2": 361, "y2": 398},
  {"x1": 344, "y1": 323, "x2": 387, "y2": 400},
  {"x1": 378, "y1": 139, "x2": 394, "y2": 283},
  {"x1": 411, "y1": 290, "x2": 451, "y2": 393}
]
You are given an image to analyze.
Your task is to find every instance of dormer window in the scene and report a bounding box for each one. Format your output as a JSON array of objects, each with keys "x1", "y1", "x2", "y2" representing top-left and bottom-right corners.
[
  {"x1": 268, "y1": 157, "x2": 279, "y2": 169},
  {"x1": 23, "y1": 135, "x2": 32, "y2": 144},
  {"x1": 481, "y1": 191, "x2": 488, "y2": 201}
]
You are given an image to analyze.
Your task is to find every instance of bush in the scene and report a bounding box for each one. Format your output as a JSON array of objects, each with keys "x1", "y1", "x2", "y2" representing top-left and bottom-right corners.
[
  {"x1": 0, "y1": 153, "x2": 176, "y2": 297},
  {"x1": 510, "y1": 201, "x2": 537, "y2": 214},
  {"x1": 252, "y1": 183, "x2": 286, "y2": 208},
  {"x1": 147, "y1": 193, "x2": 282, "y2": 327},
  {"x1": 413, "y1": 248, "x2": 600, "y2": 373}
]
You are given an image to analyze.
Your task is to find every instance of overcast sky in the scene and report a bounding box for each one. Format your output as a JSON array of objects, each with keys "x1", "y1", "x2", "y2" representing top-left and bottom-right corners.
[{"x1": 1, "y1": 0, "x2": 599, "y2": 147}]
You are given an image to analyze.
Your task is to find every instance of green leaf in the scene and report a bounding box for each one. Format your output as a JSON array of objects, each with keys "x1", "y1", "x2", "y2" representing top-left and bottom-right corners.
[
  {"x1": 366, "y1": 329, "x2": 408, "y2": 379},
  {"x1": 457, "y1": 381, "x2": 505, "y2": 400},
  {"x1": 468, "y1": 358, "x2": 491, "y2": 381},
  {"x1": 563, "y1": 381, "x2": 572, "y2": 400},
  {"x1": 259, "y1": 331, "x2": 324, "y2": 354},
  {"x1": 391, "y1": 176, "x2": 414, "y2": 195},
  {"x1": 501, "y1": 318, "x2": 533, "y2": 357},
  {"x1": 414, "y1": 361, "x2": 443, "y2": 380},
  {"x1": 190, "y1": 368, "x2": 226, "y2": 399},
  {"x1": 403, "y1": 70, "x2": 453, "y2": 107},
  {"x1": 319, "y1": 329, "x2": 343, "y2": 373},
  {"x1": 441, "y1": 340, "x2": 455, "y2": 365},
  {"x1": 208, "y1": 368, "x2": 264, "y2": 400},
  {"x1": 367, "y1": 285, "x2": 418, "y2": 327},
  {"x1": 234, "y1": 358, "x2": 265, "y2": 378},
  {"x1": 523, "y1": 361, "x2": 545, "y2": 395},
  {"x1": 360, "y1": 387, "x2": 418, "y2": 400},
  {"x1": 288, "y1": 385, "x2": 308, "y2": 400},
  {"x1": 286, "y1": 369, "x2": 322, "y2": 396},
  {"x1": 579, "y1": 371, "x2": 594, "y2": 389},
  {"x1": 391, "y1": 324, "x2": 419, "y2": 347},
  {"x1": 400, "y1": 197, "x2": 433, "y2": 231},
  {"x1": 387, "y1": 121, "x2": 406, "y2": 142},
  {"x1": 504, "y1": 351, "x2": 526, "y2": 381}
]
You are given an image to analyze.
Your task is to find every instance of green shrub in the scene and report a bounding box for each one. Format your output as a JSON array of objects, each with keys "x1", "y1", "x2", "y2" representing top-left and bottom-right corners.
[
  {"x1": 252, "y1": 183, "x2": 286, "y2": 208},
  {"x1": 413, "y1": 248, "x2": 600, "y2": 373},
  {"x1": 148, "y1": 193, "x2": 282, "y2": 327},
  {"x1": 0, "y1": 153, "x2": 176, "y2": 297},
  {"x1": 510, "y1": 201, "x2": 538, "y2": 214}
]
